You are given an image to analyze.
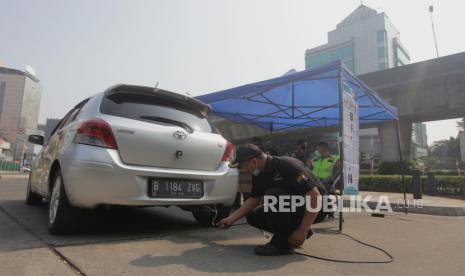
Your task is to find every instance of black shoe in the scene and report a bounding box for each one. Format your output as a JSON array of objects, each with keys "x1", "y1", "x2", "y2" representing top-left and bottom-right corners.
[{"x1": 254, "y1": 242, "x2": 294, "y2": 256}]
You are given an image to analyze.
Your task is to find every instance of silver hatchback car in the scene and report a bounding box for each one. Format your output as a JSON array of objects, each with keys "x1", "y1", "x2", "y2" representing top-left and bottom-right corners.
[{"x1": 26, "y1": 84, "x2": 238, "y2": 234}]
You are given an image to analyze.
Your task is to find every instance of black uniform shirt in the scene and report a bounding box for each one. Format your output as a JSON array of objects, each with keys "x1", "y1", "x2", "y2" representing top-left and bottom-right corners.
[{"x1": 250, "y1": 155, "x2": 318, "y2": 198}]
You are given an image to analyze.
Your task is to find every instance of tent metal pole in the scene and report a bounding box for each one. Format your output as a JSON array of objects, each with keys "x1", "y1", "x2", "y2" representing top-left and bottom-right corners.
[
  {"x1": 292, "y1": 82, "x2": 295, "y2": 118},
  {"x1": 396, "y1": 120, "x2": 408, "y2": 214},
  {"x1": 337, "y1": 61, "x2": 344, "y2": 232}
]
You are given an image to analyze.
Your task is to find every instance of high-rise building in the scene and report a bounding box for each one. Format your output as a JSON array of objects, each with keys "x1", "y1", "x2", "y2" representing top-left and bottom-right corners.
[
  {"x1": 412, "y1": 123, "x2": 428, "y2": 158},
  {"x1": 413, "y1": 123, "x2": 428, "y2": 147},
  {"x1": 0, "y1": 66, "x2": 42, "y2": 162},
  {"x1": 305, "y1": 4, "x2": 411, "y2": 74},
  {"x1": 305, "y1": 5, "x2": 426, "y2": 162}
]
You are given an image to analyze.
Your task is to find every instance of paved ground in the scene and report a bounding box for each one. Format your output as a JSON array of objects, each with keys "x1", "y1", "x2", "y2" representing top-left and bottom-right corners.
[
  {"x1": 356, "y1": 191, "x2": 465, "y2": 208},
  {"x1": 0, "y1": 171, "x2": 29, "y2": 180},
  {"x1": 1, "y1": 179, "x2": 465, "y2": 276},
  {"x1": 345, "y1": 191, "x2": 465, "y2": 216}
]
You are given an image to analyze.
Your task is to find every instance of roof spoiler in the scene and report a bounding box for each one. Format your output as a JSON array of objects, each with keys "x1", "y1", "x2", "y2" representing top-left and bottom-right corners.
[{"x1": 104, "y1": 84, "x2": 212, "y2": 117}]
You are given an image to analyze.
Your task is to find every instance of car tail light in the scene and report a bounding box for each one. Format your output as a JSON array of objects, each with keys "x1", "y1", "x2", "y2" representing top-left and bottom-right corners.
[
  {"x1": 222, "y1": 141, "x2": 234, "y2": 162},
  {"x1": 73, "y1": 118, "x2": 118, "y2": 149}
]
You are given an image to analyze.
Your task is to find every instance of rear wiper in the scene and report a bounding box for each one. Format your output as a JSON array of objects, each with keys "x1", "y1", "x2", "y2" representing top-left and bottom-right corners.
[{"x1": 140, "y1": 116, "x2": 194, "y2": 133}]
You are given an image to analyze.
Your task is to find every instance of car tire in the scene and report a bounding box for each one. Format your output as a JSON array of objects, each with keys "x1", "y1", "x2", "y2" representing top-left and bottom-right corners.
[
  {"x1": 192, "y1": 206, "x2": 231, "y2": 226},
  {"x1": 48, "y1": 170, "x2": 80, "y2": 234},
  {"x1": 25, "y1": 175, "x2": 42, "y2": 205},
  {"x1": 232, "y1": 192, "x2": 242, "y2": 209}
]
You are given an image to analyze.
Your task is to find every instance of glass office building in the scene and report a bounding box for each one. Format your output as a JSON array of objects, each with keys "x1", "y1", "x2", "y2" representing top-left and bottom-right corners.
[
  {"x1": 306, "y1": 42, "x2": 354, "y2": 71},
  {"x1": 305, "y1": 5, "x2": 426, "y2": 161},
  {"x1": 0, "y1": 67, "x2": 42, "y2": 162},
  {"x1": 305, "y1": 4, "x2": 410, "y2": 75}
]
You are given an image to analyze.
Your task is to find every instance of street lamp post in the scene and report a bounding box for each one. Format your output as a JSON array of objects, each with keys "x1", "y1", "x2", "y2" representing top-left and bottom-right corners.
[{"x1": 429, "y1": 5, "x2": 440, "y2": 58}]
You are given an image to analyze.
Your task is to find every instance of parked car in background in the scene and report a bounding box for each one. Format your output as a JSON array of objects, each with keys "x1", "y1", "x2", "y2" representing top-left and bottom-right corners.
[
  {"x1": 26, "y1": 84, "x2": 238, "y2": 234},
  {"x1": 21, "y1": 165, "x2": 31, "y2": 174}
]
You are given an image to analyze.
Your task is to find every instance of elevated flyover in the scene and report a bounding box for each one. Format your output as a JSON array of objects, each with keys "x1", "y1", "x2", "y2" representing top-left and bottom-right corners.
[{"x1": 359, "y1": 51, "x2": 465, "y2": 160}]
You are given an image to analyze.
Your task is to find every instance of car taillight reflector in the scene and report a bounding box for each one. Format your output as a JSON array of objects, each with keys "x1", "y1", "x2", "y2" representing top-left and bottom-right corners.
[
  {"x1": 222, "y1": 141, "x2": 234, "y2": 162},
  {"x1": 73, "y1": 118, "x2": 118, "y2": 149}
]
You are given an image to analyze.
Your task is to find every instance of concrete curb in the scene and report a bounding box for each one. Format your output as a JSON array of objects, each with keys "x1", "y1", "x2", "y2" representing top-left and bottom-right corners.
[
  {"x1": 0, "y1": 174, "x2": 29, "y2": 180},
  {"x1": 343, "y1": 199, "x2": 465, "y2": 216}
]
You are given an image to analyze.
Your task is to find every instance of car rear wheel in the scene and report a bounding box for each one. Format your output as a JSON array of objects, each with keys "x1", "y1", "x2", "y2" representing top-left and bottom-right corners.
[
  {"x1": 192, "y1": 206, "x2": 231, "y2": 226},
  {"x1": 25, "y1": 175, "x2": 42, "y2": 205},
  {"x1": 48, "y1": 170, "x2": 80, "y2": 234}
]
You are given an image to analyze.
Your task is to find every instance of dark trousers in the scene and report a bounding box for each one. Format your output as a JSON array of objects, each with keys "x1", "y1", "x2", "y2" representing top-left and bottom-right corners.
[{"x1": 246, "y1": 188, "x2": 305, "y2": 250}]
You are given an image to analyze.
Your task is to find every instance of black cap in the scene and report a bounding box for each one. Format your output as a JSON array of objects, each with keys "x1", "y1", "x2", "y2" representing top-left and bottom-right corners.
[
  {"x1": 229, "y1": 144, "x2": 263, "y2": 168},
  {"x1": 316, "y1": 141, "x2": 330, "y2": 150}
]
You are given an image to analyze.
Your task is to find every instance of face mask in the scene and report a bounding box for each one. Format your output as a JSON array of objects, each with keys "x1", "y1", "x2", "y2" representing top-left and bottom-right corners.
[{"x1": 313, "y1": 150, "x2": 321, "y2": 158}]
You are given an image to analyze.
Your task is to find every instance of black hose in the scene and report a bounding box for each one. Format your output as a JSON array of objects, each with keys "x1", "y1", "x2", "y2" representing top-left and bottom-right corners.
[
  {"x1": 232, "y1": 223, "x2": 394, "y2": 264},
  {"x1": 295, "y1": 229, "x2": 393, "y2": 264}
]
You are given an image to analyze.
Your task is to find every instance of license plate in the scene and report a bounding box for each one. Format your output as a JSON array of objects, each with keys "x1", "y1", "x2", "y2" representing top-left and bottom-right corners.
[{"x1": 149, "y1": 179, "x2": 203, "y2": 198}]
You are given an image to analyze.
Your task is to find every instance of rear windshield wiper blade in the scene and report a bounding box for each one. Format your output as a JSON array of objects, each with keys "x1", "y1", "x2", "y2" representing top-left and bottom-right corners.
[{"x1": 140, "y1": 116, "x2": 194, "y2": 133}]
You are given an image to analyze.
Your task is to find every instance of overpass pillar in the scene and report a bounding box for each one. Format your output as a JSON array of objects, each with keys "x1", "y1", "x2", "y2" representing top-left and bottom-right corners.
[{"x1": 378, "y1": 120, "x2": 412, "y2": 161}]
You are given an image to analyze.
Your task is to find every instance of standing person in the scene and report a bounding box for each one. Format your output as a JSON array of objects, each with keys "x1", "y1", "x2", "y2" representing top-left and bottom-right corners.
[
  {"x1": 217, "y1": 144, "x2": 321, "y2": 256},
  {"x1": 292, "y1": 139, "x2": 311, "y2": 168},
  {"x1": 310, "y1": 142, "x2": 341, "y2": 193}
]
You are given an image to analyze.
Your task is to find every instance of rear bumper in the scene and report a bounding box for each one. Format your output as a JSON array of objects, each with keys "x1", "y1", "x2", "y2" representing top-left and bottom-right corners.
[{"x1": 60, "y1": 144, "x2": 239, "y2": 209}]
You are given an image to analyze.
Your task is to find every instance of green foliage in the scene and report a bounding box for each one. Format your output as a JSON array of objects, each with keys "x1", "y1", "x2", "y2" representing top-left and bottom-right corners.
[
  {"x1": 424, "y1": 137, "x2": 461, "y2": 170},
  {"x1": 359, "y1": 169, "x2": 373, "y2": 175},
  {"x1": 434, "y1": 176, "x2": 465, "y2": 195},
  {"x1": 360, "y1": 175, "x2": 465, "y2": 196},
  {"x1": 0, "y1": 160, "x2": 21, "y2": 171},
  {"x1": 360, "y1": 175, "x2": 409, "y2": 192},
  {"x1": 431, "y1": 170, "x2": 465, "y2": 176},
  {"x1": 378, "y1": 161, "x2": 416, "y2": 175},
  {"x1": 456, "y1": 118, "x2": 465, "y2": 131}
]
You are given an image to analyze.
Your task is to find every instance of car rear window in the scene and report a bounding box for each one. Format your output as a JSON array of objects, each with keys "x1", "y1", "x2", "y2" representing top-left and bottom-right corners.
[{"x1": 100, "y1": 92, "x2": 214, "y2": 133}]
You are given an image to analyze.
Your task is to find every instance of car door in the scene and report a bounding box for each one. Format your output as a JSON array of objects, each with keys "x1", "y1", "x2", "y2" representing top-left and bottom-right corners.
[
  {"x1": 30, "y1": 144, "x2": 46, "y2": 193},
  {"x1": 36, "y1": 101, "x2": 90, "y2": 194},
  {"x1": 33, "y1": 109, "x2": 75, "y2": 194}
]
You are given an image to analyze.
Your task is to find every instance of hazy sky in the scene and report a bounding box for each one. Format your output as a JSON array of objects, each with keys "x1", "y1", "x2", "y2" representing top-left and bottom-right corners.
[{"x1": 1, "y1": 0, "x2": 464, "y2": 144}]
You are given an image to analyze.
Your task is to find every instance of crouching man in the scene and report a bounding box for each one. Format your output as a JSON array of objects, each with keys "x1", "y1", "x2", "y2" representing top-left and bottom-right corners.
[{"x1": 216, "y1": 144, "x2": 321, "y2": 256}]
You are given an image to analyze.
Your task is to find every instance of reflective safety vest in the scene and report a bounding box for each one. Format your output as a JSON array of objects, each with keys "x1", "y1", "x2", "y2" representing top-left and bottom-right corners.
[{"x1": 311, "y1": 155, "x2": 340, "y2": 180}]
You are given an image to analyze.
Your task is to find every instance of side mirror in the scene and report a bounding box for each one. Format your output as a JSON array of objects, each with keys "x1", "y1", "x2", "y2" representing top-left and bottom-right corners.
[{"x1": 28, "y1": 135, "x2": 44, "y2": 145}]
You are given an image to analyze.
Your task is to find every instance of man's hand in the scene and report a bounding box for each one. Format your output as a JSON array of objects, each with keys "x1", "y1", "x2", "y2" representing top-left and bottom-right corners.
[
  {"x1": 288, "y1": 228, "x2": 308, "y2": 247},
  {"x1": 215, "y1": 197, "x2": 260, "y2": 229},
  {"x1": 215, "y1": 197, "x2": 261, "y2": 230},
  {"x1": 216, "y1": 216, "x2": 234, "y2": 229}
]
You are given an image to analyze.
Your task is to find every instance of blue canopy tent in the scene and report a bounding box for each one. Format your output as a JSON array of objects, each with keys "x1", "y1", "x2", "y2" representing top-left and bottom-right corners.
[
  {"x1": 197, "y1": 60, "x2": 407, "y2": 229},
  {"x1": 197, "y1": 61, "x2": 398, "y2": 132}
]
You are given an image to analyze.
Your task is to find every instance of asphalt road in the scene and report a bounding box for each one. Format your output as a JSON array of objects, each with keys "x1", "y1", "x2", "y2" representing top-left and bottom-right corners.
[
  {"x1": 2, "y1": 178, "x2": 465, "y2": 276},
  {"x1": 0, "y1": 178, "x2": 227, "y2": 275}
]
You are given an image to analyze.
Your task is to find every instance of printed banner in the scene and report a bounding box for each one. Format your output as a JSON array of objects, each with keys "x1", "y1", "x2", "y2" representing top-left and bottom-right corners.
[{"x1": 342, "y1": 88, "x2": 359, "y2": 195}]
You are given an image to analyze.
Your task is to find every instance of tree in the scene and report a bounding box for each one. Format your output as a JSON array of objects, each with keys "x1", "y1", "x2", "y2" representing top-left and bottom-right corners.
[
  {"x1": 424, "y1": 137, "x2": 460, "y2": 170},
  {"x1": 457, "y1": 118, "x2": 465, "y2": 131}
]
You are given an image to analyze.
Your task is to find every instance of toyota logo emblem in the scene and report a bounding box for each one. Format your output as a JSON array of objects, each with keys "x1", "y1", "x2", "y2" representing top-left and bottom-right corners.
[{"x1": 173, "y1": 130, "x2": 187, "y2": 140}]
